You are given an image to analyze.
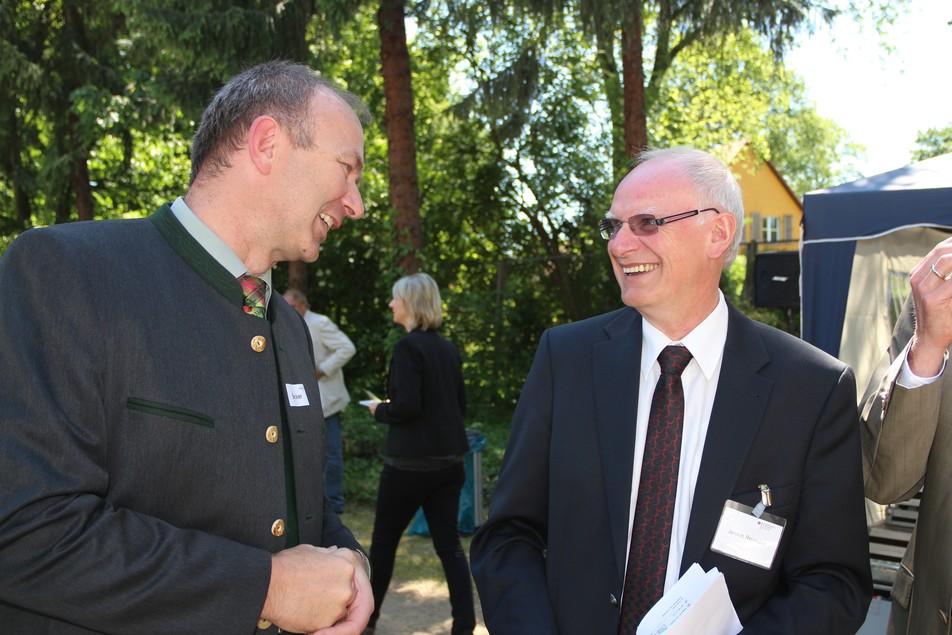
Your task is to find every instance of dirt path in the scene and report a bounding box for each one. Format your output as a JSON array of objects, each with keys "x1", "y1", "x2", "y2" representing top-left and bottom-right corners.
[{"x1": 370, "y1": 578, "x2": 489, "y2": 635}]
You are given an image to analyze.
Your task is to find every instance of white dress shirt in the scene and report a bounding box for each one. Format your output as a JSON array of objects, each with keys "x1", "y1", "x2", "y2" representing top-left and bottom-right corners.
[{"x1": 626, "y1": 291, "x2": 729, "y2": 593}]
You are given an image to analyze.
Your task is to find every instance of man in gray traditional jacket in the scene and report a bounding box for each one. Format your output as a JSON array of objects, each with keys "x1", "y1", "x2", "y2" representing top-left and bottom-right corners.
[{"x1": 0, "y1": 61, "x2": 372, "y2": 634}]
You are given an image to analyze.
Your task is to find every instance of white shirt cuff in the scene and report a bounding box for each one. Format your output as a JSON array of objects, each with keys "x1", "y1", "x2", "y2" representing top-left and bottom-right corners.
[{"x1": 898, "y1": 342, "x2": 948, "y2": 388}]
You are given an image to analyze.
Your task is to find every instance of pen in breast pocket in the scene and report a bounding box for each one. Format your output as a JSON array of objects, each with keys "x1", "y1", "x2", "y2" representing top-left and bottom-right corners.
[{"x1": 752, "y1": 484, "x2": 772, "y2": 518}]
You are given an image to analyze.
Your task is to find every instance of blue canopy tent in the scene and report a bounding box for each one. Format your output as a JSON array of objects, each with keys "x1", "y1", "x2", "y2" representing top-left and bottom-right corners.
[{"x1": 801, "y1": 152, "x2": 952, "y2": 391}]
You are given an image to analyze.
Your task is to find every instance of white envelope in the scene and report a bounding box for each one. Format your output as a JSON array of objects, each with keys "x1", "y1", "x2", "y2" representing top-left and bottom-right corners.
[{"x1": 637, "y1": 563, "x2": 742, "y2": 635}]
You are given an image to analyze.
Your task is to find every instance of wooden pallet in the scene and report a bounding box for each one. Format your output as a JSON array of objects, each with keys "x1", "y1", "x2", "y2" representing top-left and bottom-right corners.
[{"x1": 868, "y1": 493, "x2": 920, "y2": 596}]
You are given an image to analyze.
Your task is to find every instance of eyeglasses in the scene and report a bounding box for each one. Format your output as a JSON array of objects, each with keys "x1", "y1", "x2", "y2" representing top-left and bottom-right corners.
[{"x1": 597, "y1": 208, "x2": 720, "y2": 240}]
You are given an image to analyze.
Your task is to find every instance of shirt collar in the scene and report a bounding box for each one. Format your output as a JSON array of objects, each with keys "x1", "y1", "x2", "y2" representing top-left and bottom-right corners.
[
  {"x1": 641, "y1": 290, "x2": 728, "y2": 380},
  {"x1": 170, "y1": 197, "x2": 273, "y2": 296}
]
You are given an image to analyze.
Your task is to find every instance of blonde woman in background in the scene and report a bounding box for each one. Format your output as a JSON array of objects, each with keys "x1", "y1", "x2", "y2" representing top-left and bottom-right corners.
[{"x1": 364, "y1": 273, "x2": 475, "y2": 635}]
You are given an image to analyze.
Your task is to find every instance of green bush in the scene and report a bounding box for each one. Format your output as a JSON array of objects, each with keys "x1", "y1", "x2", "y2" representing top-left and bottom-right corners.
[
  {"x1": 341, "y1": 403, "x2": 512, "y2": 510},
  {"x1": 341, "y1": 408, "x2": 387, "y2": 505}
]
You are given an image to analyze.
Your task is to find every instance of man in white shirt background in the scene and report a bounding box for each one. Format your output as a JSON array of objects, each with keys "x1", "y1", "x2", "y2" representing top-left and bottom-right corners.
[{"x1": 285, "y1": 288, "x2": 356, "y2": 514}]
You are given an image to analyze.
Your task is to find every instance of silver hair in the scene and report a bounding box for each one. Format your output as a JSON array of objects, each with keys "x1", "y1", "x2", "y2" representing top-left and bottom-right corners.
[{"x1": 635, "y1": 146, "x2": 745, "y2": 266}]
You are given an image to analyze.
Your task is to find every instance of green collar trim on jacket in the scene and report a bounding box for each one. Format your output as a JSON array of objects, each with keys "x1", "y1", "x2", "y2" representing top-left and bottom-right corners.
[{"x1": 148, "y1": 204, "x2": 244, "y2": 309}]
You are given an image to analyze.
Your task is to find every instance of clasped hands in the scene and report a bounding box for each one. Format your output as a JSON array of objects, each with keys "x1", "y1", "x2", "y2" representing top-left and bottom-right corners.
[{"x1": 261, "y1": 544, "x2": 373, "y2": 634}]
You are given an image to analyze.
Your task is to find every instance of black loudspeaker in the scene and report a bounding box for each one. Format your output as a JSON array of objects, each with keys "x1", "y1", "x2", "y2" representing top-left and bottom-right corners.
[{"x1": 754, "y1": 252, "x2": 800, "y2": 309}]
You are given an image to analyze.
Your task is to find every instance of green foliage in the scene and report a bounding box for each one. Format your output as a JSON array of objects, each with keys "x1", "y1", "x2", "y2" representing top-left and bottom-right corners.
[
  {"x1": 297, "y1": 2, "x2": 620, "y2": 414},
  {"x1": 342, "y1": 402, "x2": 511, "y2": 510},
  {"x1": 911, "y1": 123, "x2": 952, "y2": 163},
  {"x1": 341, "y1": 408, "x2": 388, "y2": 504},
  {"x1": 0, "y1": 0, "x2": 885, "y2": 489},
  {"x1": 88, "y1": 124, "x2": 193, "y2": 216},
  {"x1": 720, "y1": 255, "x2": 747, "y2": 303},
  {"x1": 650, "y1": 28, "x2": 861, "y2": 197},
  {"x1": 0, "y1": 1, "x2": 201, "y2": 235},
  {"x1": 410, "y1": 4, "x2": 621, "y2": 408},
  {"x1": 120, "y1": 0, "x2": 333, "y2": 116}
]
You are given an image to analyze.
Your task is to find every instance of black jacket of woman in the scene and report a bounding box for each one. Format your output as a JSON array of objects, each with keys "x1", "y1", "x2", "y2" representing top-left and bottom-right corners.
[{"x1": 373, "y1": 328, "x2": 468, "y2": 458}]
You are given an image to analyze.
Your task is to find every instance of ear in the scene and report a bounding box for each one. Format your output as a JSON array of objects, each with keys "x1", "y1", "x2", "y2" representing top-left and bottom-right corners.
[
  {"x1": 707, "y1": 211, "x2": 737, "y2": 260},
  {"x1": 247, "y1": 115, "x2": 279, "y2": 175}
]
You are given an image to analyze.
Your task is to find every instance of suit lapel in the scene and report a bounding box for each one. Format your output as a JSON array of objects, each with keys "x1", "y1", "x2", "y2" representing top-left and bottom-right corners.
[
  {"x1": 593, "y1": 309, "x2": 643, "y2": 582},
  {"x1": 681, "y1": 305, "x2": 774, "y2": 572}
]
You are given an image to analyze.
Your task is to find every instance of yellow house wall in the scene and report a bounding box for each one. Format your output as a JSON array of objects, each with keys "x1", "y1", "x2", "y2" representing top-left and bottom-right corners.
[{"x1": 731, "y1": 149, "x2": 802, "y2": 252}]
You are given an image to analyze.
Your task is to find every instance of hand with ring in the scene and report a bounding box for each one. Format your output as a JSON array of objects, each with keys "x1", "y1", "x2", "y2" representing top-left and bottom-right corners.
[
  {"x1": 908, "y1": 238, "x2": 952, "y2": 376},
  {"x1": 931, "y1": 261, "x2": 952, "y2": 282}
]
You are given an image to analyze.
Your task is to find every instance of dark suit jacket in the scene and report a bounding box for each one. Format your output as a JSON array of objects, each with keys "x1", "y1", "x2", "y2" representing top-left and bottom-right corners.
[
  {"x1": 374, "y1": 329, "x2": 468, "y2": 458},
  {"x1": 470, "y1": 304, "x2": 872, "y2": 634},
  {"x1": 0, "y1": 206, "x2": 360, "y2": 634}
]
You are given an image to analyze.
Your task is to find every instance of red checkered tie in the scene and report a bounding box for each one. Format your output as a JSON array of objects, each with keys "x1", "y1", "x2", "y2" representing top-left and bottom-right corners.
[
  {"x1": 238, "y1": 274, "x2": 267, "y2": 319},
  {"x1": 617, "y1": 345, "x2": 693, "y2": 634}
]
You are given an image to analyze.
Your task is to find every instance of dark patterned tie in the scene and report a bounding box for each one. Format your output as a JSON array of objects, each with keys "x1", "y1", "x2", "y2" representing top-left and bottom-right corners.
[
  {"x1": 617, "y1": 344, "x2": 693, "y2": 634},
  {"x1": 238, "y1": 274, "x2": 267, "y2": 319}
]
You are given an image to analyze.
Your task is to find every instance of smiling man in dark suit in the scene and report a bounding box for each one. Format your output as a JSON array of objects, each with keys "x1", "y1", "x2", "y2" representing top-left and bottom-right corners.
[
  {"x1": 470, "y1": 147, "x2": 872, "y2": 634},
  {"x1": 0, "y1": 61, "x2": 372, "y2": 634}
]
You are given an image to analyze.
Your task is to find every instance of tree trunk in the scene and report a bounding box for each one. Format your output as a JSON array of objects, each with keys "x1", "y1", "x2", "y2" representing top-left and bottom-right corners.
[
  {"x1": 525, "y1": 214, "x2": 582, "y2": 321},
  {"x1": 64, "y1": 5, "x2": 94, "y2": 221},
  {"x1": 594, "y1": 25, "x2": 628, "y2": 182},
  {"x1": 378, "y1": 0, "x2": 422, "y2": 275},
  {"x1": 288, "y1": 261, "x2": 307, "y2": 292},
  {"x1": 550, "y1": 256, "x2": 582, "y2": 322},
  {"x1": 54, "y1": 179, "x2": 71, "y2": 225},
  {"x1": 621, "y1": 1, "x2": 648, "y2": 157},
  {"x1": 5, "y1": 106, "x2": 32, "y2": 230},
  {"x1": 71, "y1": 156, "x2": 93, "y2": 221},
  {"x1": 69, "y1": 111, "x2": 93, "y2": 222}
]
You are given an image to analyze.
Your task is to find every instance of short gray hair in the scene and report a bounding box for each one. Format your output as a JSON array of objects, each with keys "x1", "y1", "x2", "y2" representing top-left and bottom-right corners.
[
  {"x1": 189, "y1": 60, "x2": 370, "y2": 184},
  {"x1": 393, "y1": 273, "x2": 443, "y2": 331},
  {"x1": 635, "y1": 146, "x2": 745, "y2": 266}
]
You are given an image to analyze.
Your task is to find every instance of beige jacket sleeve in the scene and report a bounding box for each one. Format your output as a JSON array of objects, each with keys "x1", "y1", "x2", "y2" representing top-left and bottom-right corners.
[{"x1": 861, "y1": 296, "x2": 943, "y2": 504}]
